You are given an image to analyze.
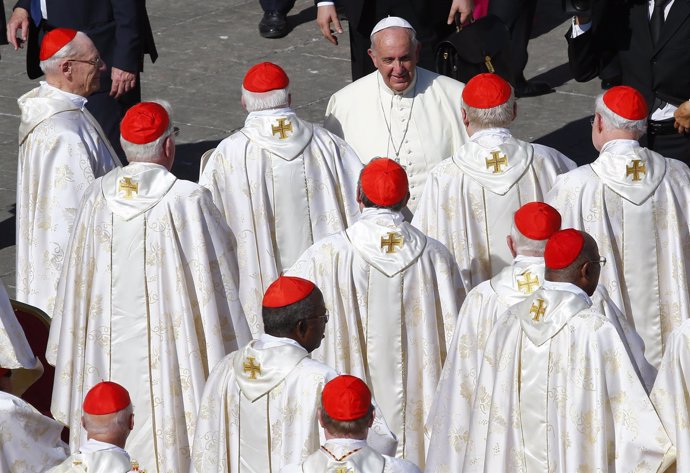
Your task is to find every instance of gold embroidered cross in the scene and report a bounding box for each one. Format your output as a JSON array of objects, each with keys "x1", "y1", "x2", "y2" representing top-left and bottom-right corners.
[
  {"x1": 529, "y1": 298, "x2": 547, "y2": 321},
  {"x1": 271, "y1": 118, "x2": 293, "y2": 139},
  {"x1": 118, "y1": 177, "x2": 138, "y2": 199},
  {"x1": 517, "y1": 271, "x2": 540, "y2": 294},
  {"x1": 485, "y1": 151, "x2": 508, "y2": 174},
  {"x1": 243, "y1": 356, "x2": 261, "y2": 379},
  {"x1": 380, "y1": 232, "x2": 404, "y2": 253},
  {"x1": 335, "y1": 467, "x2": 351, "y2": 473},
  {"x1": 626, "y1": 159, "x2": 646, "y2": 181}
]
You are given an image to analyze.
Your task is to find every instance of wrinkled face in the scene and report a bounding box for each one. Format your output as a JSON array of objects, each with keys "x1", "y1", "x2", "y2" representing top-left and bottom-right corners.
[
  {"x1": 68, "y1": 36, "x2": 106, "y2": 97},
  {"x1": 368, "y1": 28, "x2": 419, "y2": 93}
]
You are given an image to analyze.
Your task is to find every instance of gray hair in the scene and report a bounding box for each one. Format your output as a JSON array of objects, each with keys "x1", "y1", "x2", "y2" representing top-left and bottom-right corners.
[
  {"x1": 462, "y1": 88, "x2": 516, "y2": 130},
  {"x1": 370, "y1": 27, "x2": 419, "y2": 52},
  {"x1": 82, "y1": 404, "x2": 133, "y2": 436},
  {"x1": 39, "y1": 31, "x2": 88, "y2": 74},
  {"x1": 120, "y1": 100, "x2": 174, "y2": 162},
  {"x1": 241, "y1": 87, "x2": 290, "y2": 112},
  {"x1": 510, "y1": 222, "x2": 547, "y2": 255},
  {"x1": 595, "y1": 94, "x2": 647, "y2": 136}
]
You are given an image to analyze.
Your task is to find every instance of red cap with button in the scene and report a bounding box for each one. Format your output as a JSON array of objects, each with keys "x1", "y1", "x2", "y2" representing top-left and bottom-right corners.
[
  {"x1": 83, "y1": 381, "x2": 131, "y2": 415},
  {"x1": 462, "y1": 73, "x2": 512, "y2": 109},
  {"x1": 544, "y1": 229, "x2": 585, "y2": 270},
  {"x1": 602, "y1": 86, "x2": 648, "y2": 120},
  {"x1": 39, "y1": 28, "x2": 78, "y2": 61},
  {"x1": 322, "y1": 375, "x2": 372, "y2": 421},
  {"x1": 243, "y1": 62, "x2": 290, "y2": 93},
  {"x1": 514, "y1": 202, "x2": 562, "y2": 241},
  {"x1": 262, "y1": 276, "x2": 316, "y2": 308}
]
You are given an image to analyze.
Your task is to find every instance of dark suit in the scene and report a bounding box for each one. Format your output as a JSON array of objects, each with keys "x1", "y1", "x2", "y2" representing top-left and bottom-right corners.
[
  {"x1": 567, "y1": 0, "x2": 690, "y2": 161},
  {"x1": 15, "y1": 0, "x2": 157, "y2": 160},
  {"x1": 488, "y1": 0, "x2": 538, "y2": 86}
]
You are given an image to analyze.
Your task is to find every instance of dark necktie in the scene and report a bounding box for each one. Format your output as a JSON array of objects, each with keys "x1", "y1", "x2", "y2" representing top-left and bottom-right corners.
[
  {"x1": 650, "y1": 0, "x2": 668, "y2": 45},
  {"x1": 30, "y1": 0, "x2": 42, "y2": 26}
]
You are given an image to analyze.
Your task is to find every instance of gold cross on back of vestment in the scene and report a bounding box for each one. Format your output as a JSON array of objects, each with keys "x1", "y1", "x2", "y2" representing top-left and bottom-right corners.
[
  {"x1": 517, "y1": 271, "x2": 540, "y2": 294},
  {"x1": 271, "y1": 118, "x2": 293, "y2": 139},
  {"x1": 485, "y1": 150, "x2": 508, "y2": 173},
  {"x1": 380, "y1": 232, "x2": 404, "y2": 253},
  {"x1": 119, "y1": 177, "x2": 138, "y2": 199},
  {"x1": 243, "y1": 356, "x2": 261, "y2": 379},
  {"x1": 626, "y1": 159, "x2": 647, "y2": 181},
  {"x1": 529, "y1": 298, "x2": 547, "y2": 321}
]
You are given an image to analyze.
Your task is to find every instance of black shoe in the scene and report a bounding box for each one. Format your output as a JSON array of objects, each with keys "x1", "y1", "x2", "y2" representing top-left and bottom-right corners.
[
  {"x1": 514, "y1": 80, "x2": 552, "y2": 98},
  {"x1": 259, "y1": 11, "x2": 288, "y2": 39},
  {"x1": 600, "y1": 76, "x2": 622, "y2": 90}
]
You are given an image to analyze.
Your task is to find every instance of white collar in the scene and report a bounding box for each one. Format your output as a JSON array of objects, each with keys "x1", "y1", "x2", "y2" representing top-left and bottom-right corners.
[
  {"x1": 80, "y1": 439, "x2": 130, "y2": 459},
  {"x1": 257, "y1": 333, "x2": 305, "y2": 350},
  {"x1": 41, "y1": 81, "x2": 88, "y2": 110},
  {"x1": 246, "y1": 106, "x2": 294, "y2": 119},
  {"x1": 377, "y1": 70, "x2": 418, "y2": 97},
  {"x1": 600, "y1": 139, "x2": 641, "y2": 155},
  {"x1": 541, "y1": 280, "x2": 592, "y2": 305},
  {"x1": 513, "y1": 255, "x2": 544, "y2": 265},
  {"x1": 470, "y1": 127, "x2": 512, "y2": 142},
  {"x1": 325, "y1": 438, "x2": 368, "y2": 448},
  {"x1": 359, "y1": 207, "x2": 404, "y2": 224}
]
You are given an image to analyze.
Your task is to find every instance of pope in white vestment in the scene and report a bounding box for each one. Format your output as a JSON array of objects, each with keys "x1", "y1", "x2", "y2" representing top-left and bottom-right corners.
[
  {"x1": 16, "y1": 29, "x2": 121, "y2": 316},
  {"x1": 413, "y1": 74, "x2": 575, "y2": 292},
  {"x1": 323, "y1": 18, "x2": 469, "y2": 211},
  {"x1": 287, "y1": 159, "x2": 463, "y2": 469},
  {"x1": 198, "y1": 63, "x2": 362, "y2": 334},
  {"x1": 426, "y1": 229, "x2": 674, "y2": 472},
  {"x1": 546, "y1": 86, "x2": 690, "y2": 369},
  {"x1": 47, "y1": 103, "x2": 251, "y2": 473}
]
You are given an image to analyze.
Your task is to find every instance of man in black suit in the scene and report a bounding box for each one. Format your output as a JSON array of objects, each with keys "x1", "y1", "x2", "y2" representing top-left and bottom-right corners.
[
  {"x1": 316, "y1": 0, "x2": 473, "y2": 80},
  {"x1": 6, "y1": 0, "x2": 157, "y2": 160},
  {"x1": 567, "y1": 0, "x2": 690, "y2": 162}
]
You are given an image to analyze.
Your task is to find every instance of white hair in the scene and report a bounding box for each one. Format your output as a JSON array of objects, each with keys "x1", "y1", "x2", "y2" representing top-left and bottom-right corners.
[
  {"x1": 39, "y1": 31, "x2": 88, "y2": 74},
  {"x1": 120, "y1": 99, "x2": 174, "y2": 162},
  {"x1": 82, "y1": 404, "x2": 133, "y2": 436},
  {"x1": 241, "y1": 87, "x2": 290, "y2": 112},
  {"x1": 595, "y1": 94, "x2": 647, "y2": 136},
  {"x1": 370, "y1": 26, "x2": 419, "y2": 51},
  {"x1": 510, "y1": 222, "x2": 547, "y2": 255},
  {"x1": 462, "y1": 88, "x2": 516, "y2": 130}
]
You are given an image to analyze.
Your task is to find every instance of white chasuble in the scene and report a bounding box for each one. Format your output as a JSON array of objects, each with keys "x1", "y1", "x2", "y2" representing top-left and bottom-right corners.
[
  {"x1": 47, "y1": 440, "x2": 134, "y2": 473},
  {"x1": 15, "y1": 82, "x2": 121, "y2": 316},
  {"x1": 0, "y1": 391, "x2": 68, "y2": 472},
  {"x1": 287, "y1": 208, "x2": 464, "y2": 469},
  {"x1": 547, "y1": 139, "x2": 690, "y2": 369},
  {"x1": 324, "y1": 68, "x2": 469, "y2": 211},
  {"x1": 427, "y1": 287, "x2": 674, "y2": 472},
  {"x1": 190, "y1": 336, "x2": 337, "y2": 473},
  {"x1": 47, "y1": 163, "x2": 251, "y2": 473},
  {"x1": 413, "y1": 129, "x2": 575, "y2": 292},
  {"x1": 199, "y1": 108, "x2": 362, "y2": 335}
]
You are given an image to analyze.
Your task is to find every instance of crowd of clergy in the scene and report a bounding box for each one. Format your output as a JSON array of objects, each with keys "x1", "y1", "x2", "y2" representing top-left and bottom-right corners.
[{"x1": 3, "y1": 12, "x2": 690, "y2": 473}]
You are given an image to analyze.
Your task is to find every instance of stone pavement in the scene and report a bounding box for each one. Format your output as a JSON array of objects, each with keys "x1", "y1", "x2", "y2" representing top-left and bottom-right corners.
[{"x1": 0, "y1": 0, "x2": 602, "y2": 296}]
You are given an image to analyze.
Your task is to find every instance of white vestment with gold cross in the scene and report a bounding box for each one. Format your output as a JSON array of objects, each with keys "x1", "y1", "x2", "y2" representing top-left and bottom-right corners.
[
  {"x1": 190, "y1": 335, "x2": 396, "y2": 473},
  {"x1": 47, "y1": 162, "x2": 251, "y2": 473},
  {"x1": 412, "y1": 128, "x2": 575, "y2": 293},
  {"x1": 199, "y1": 108, "x2": 362, "y2": 336},
  {"x1": 546, "y1": 139, "x2": 690, "y2": 370},
  {"x1": 15, "y1": 82, "x2": 121, "y2": 317},
  {"x1": 427, "y1": 285, "x2": 675, "y2": 472},
  {"x1": 286, "y1": 208, "x2": 464, "y2": 469},
  {"x1": 324, "y1": 68, "x2": 470, "y2": 212}
]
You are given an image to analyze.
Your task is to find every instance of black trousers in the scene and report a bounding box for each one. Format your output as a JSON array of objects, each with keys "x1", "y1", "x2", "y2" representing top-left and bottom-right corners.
[
  {"x1": 259, "y1": 0, "x2": 295, "y2": 15},
  {"x1": 488, "y1": 0, "x2": 539, "y2": 84}
]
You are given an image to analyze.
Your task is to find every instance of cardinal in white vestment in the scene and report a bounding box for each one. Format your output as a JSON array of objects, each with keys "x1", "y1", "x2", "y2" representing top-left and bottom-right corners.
[
  {"x1": 546, "y1": 85, "x2": 690, "y2": 370},
  {"x1": 0, "y1": 281, "x2": 68, "y2": 472},
  {"x1": 281, "y1": 375, "x2": 420, "y2": 473},
  {"x1": 413, "y1": 73, "x2": 575, "y2": 292},
  {"x1": 198, "y1": 62, "x2": 362, "y2": 334},
  {"x1": 47, "y1": 103, "x2": 251, "y2": 473},
  {"x1": 287, "y1": 158, "x2": 464, "y2": 468},
  {"x1": 48, "y1": 382, "x2": 139, "y2": 473},
  {"x1": 15, "y1": 28, "x2": 121, "y2": 317},
  {"x1": 324, "y1": 17, "x2": 469, "y2": 212},
  {"x1": 426, "y1": 229, "x2": 675, "y2": 472},
  {"x1": 425, "y1": 206, "x2": 657, "y2": 471},
  {"x1": 191, "y1": 276, "x2": 397, "y2": 473}
]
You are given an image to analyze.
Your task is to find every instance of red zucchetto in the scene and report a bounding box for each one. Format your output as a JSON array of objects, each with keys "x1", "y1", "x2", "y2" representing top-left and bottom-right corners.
[
  {"x1": 544, "y1": 229, "x2": 585, "y2": 270},
  {"x1": 243, "y1": 62, "x2": 290, "y2": 93},
  {"x1": 322, "y1": 375, "x2": 372, "y2": 421},
  {"x1": 120, "y1": 102, "x2": 170, "y2": 145},
  {"x1": 462, "y1": 73, "x2": 512, "y2": 109},
  {"x1": 602, "y1": 86, "x2": 648, "y2": 120},
  {"x1": 39, "y1": 28, "x2": 77, "y2": 61},
  {"x1": 262, "y1": 275, "x2": 315, "y2": 308},
  {"x1": 514, "y1": 202, "x2": 562, "y2": 241},
  {"x1": 83, "y1": 381, "x2": 131, "y2": 415},
  {"x1": 360, "y1": 158, "x2": 409, "y2": 206}
]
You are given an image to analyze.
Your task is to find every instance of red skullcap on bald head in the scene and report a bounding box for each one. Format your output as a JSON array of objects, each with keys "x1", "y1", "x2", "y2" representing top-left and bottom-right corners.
[
  {"x1": 514, "y1": 202, "x2": 562, "y2": 241},
  {"x1": 602, "y1": 86, "x2": 648, "y2": 120},
  {"x1": 263, "y1": 276, "x2": 316, "y2": 308},
  {"x1": 462, "y1": 73, "x2": 512, "y2": 109},
  {"x1": 243, "y1": 62, "x2": 290, "y2": 93},
  {"x1": 360, "y1": 158, "x2": 409, "y2": 206},
  {"x1": 322, "y1": 375, "x2": 372, "y2": 421},
  {"x1": 39, "y1": 28, "x2": 77, "y2": 61},
  {"x1": 544, "y1": 229, "x2": 585, "y2": 270},
  {"x1": 83, "y1": 381, "x2": 131, "y2": 415},
  {"x1": 120, "y1": 102, "x2": 170, "y2": 145}
]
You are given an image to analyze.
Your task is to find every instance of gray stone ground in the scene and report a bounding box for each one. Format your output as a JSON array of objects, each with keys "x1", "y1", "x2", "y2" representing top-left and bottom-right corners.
[{"x1": 0, "y1": 0, "x2": 601, "y2": 296}]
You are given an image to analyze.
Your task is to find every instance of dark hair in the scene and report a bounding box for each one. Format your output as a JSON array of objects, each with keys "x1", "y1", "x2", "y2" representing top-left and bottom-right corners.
[
  {"x1": 320, "y1": 400, "x2": 374, "y2": 436},
  {"x1": 262, "y1": 286, "x2": 324, "y2": 337}
]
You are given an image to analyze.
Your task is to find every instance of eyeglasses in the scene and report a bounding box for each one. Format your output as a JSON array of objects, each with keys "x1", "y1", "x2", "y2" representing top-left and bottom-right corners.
[
  {"x1": 303, "y1": 311, "x2": 329, "y2": 324},
  {"x1": 586, "y1": 256, "x2": 607, "y2": 267},
  {"x1": 68, "y1": 56, "x2": 103, "y2": 68},
  {"x1": 172, "y1": 126, "x2": 180, "y2": 137}
]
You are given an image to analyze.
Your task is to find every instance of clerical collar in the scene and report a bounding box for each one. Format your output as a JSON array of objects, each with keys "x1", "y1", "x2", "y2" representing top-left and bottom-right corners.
[
  {"x1": 377, "y1": 71, "x2": 418, "y2": 97},
  {"x1": 325, "y1": 438, "x2": 368, "y2": 448},
  {"x1": 40, "y1": 81, "x2": 88, "y2": 110},
  {"x1": 80, "y1": 439, "x2": 130, "y2": 459},
  {"x1": 541, "y1": 280, "x2": 592, "y2": 305},
  {"x1": 514, "y1": 255, "x2": 544, "y2": 266},
  {"x1": 600, "y1": 139, "x2": 641, "y2": 155},
  {"x1": 359, "y1": 207, "x2": 404, "y2": 225},
  {"x1": 257, "y1": 333, "x2": 305, "y2": 351},
  {"x1": 246, "y1": 106, "x2": 294, "y2": 119},
  {"x1": 470, "y1": 127, "x2": 512, "y2": 143}
]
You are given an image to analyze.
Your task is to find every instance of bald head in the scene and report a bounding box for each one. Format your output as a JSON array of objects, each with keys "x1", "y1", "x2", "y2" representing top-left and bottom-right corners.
[{"x1": 545, "y1": 231, "x2": 602, "y2": 296}]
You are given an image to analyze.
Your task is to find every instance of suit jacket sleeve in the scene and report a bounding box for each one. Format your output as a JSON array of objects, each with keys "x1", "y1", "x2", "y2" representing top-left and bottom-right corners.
[
  {"x1": 14, "y1": 0, "x2": 30, "y2": 10},
  {"x1": 110, "y1": 0, "x2": 144, "y2": 72}
]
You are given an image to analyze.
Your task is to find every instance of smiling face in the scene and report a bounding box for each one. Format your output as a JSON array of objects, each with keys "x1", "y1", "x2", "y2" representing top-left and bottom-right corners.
[{"x1": 368, "y1": 27, "x2": 420, "y2": 93}]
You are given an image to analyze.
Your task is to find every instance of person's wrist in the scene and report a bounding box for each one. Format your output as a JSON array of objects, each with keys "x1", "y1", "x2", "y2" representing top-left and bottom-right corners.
[{"x1": 575, "y1": 15, "x2": 591, "y2": 25}]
